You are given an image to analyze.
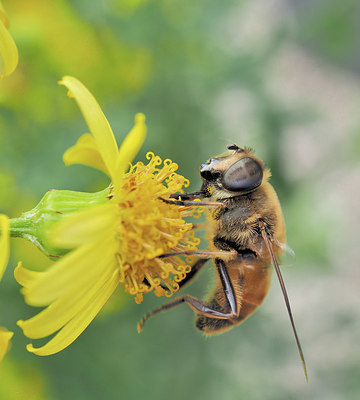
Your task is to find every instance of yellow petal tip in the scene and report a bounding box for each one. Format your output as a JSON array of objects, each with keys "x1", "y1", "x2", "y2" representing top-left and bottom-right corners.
[
  {"x1": 16, "y1": 320, "x2": 24, "y2": 328},
  {"x1": 62, "y1": 152, "x2": 71, "y2": 166},
  {"x1": 26, "y1": 343, "x2": 36, "y2": 353},
  {"x1": 135, "y1": 113, "x2": 146, "y2": 124},
  {"x1": 26, "y1": 343, "x2": 46, "y2": 356},
  {"x1": 58, "y1": 76, "x2": 75, "y2": 98},
  {"x1": 58, "y1": 76, "x2": 72, "y2": 85},
  {"x1": 13, "y1": 260, "x2": 23, "y2": 276},
  {"x1": 0, "y1": 328, "x2": 14, "y2": 339}
]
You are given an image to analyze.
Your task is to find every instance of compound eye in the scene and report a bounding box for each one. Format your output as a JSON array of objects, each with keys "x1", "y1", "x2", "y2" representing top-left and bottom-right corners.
[{"x1": 222, "y1": 158, "x2": 263, "y2": 192}]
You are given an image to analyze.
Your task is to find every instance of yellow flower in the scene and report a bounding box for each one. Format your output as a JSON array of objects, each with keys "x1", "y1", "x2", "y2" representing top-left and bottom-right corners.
[
  {"x1": 0, "y1": 1, "x2": 18, "y2": 78},
  {"x1": 0, "y1": 327, "x2": 13, "y2": 362},
  {"x1": 15, "y1": 76, "x2": 202, "y2": 356}
]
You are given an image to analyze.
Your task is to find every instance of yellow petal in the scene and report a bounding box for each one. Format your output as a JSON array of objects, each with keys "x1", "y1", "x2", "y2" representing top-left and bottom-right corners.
[
  {"x1": 115, "y1": 113, "x2": 147, "y2": 176},
  {"x1": 22, "y1": 234, "x2": 117, "y2": 306},
  {"x1": 0, "y1": 214, "x2": 9, "y2": 281},
  {"x1": 18, "y1": 257, "x2": 115, "y2": 339},
  {"x1": 63, "y1": 133, "x2": 110, "y2": 176},
  {"x1": 0, "y1": 327, "x2": 13, "y2": 362},
  {"x1": 50, "y1": 203, "x2": 117, "y2": 248},
  {"x1": 0, "y1": 17, "x2": 18, "y2": 79},
  {"x1": 0, "y1": 2, "x2": 10, "y2": 28},
  {"x1": 59, "y1": 76, "x2": 119, "y2": 179},
  {"x1": 25, "y1": 269, "x2": 119, "y2": 356},
  {"x1": 14, "y1": 261, "x2": 43, "y2": 288}
]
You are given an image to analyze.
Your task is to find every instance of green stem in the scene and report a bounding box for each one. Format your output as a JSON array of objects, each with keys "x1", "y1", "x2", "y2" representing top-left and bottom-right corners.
[{"x1": 9, "y1": 216, "x2": 34, "y2": 237}]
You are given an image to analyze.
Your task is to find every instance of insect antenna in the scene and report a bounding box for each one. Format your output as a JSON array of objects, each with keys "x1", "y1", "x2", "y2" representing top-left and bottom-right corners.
[{"x1": 260, "y1": 226, "x2": 309, "y2": 383}]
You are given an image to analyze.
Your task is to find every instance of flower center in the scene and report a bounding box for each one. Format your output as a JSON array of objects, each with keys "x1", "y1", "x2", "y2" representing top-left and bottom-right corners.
[{"x1": 114, "y1": 152, "x2": 202, "y2": 303}]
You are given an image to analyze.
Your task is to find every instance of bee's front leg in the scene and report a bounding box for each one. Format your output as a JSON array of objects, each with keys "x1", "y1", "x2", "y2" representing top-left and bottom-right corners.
[
  {"x1": 169, "y1": 190, "x2": 206, "y2": 200},
  {"x1": 159, "y1": 196, "x2": 225, "y2": 208}
]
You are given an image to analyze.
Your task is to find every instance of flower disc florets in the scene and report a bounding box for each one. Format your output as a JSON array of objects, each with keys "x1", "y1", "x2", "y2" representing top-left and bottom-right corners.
[{"x1": 113, "y1": 152, "x2": 202, "y2": 304}]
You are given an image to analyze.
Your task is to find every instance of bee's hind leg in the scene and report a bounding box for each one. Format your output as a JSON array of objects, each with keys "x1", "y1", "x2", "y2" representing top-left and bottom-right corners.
[
  {"x1": 137, "y1": 294, "x2": 235, "y2": 333},
  {"x1": 137, "y1": 258, "x2": 238, "y2": 333}
]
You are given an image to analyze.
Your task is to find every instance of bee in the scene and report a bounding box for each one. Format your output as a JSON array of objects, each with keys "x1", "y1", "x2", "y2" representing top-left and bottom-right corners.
[{"x1": 138, "y1": 144, "x2": 307, "y2": 380}]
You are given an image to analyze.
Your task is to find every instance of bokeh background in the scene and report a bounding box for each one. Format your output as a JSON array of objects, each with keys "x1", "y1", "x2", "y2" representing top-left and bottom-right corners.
[{"x1": 1, "y1": 0, "x2": 359, "y2": 399}]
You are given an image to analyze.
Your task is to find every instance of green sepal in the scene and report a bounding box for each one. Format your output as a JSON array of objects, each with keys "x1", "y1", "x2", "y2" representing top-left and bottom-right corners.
[{"x1": 9, "y1": 188, "x2": 110, "y2": 259}]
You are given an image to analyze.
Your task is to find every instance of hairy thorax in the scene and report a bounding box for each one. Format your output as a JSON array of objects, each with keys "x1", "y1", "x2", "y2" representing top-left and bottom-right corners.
[{"x1": 207, "y1": 182, "x2": 285, "y2": 256}]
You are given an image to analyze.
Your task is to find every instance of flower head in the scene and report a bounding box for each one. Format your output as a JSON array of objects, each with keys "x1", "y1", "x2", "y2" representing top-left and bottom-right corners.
[
  {"x1": 15, "y1": 77, "x2": 202, "y2": 356},
  {"x1": 0, "y1": 1, "x2": 18, "y2": 78}
]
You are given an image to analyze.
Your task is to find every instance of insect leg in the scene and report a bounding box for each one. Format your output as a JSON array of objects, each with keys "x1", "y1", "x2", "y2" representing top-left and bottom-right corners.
[
  {"x1": 158, "y1": 197, "x2": 225, "y2": 208},
  {"x1": 137, "y1": 293, "x2": 236, "y2": 333},
  {"x1": 137, "y1": 258, "x2": 239, "y2": 332},
  {"x1": 158, "y1": 249, "x2": 236, "y2": 259},
  {"x1": 214, "y1": 258, "x2": 239, "y2": 315},
  {"x1": 170, "y1": 191, "x2": 206, "y2": 200},
  {"x1": 195, "y1": 259, "x2": 245, "y2": 334},
  {"x1": 158, "y1": 250, "x2": 235, "y2": 290}
]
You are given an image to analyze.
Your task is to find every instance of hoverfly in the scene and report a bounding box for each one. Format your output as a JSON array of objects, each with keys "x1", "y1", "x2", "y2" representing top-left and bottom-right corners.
[{"x1": 138, "y1": 144, "x2": 307, "y2": 381}]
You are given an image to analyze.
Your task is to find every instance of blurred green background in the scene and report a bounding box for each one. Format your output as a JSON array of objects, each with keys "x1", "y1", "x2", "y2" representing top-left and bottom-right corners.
[{"x1": 1, "y1": 0, "x2": 359, "y2": 399}]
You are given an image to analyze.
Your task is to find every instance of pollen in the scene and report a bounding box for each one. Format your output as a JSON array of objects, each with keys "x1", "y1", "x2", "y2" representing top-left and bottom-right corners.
[{"x1": 114, "y1": 152, "x2": 203, "y2": 303}]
